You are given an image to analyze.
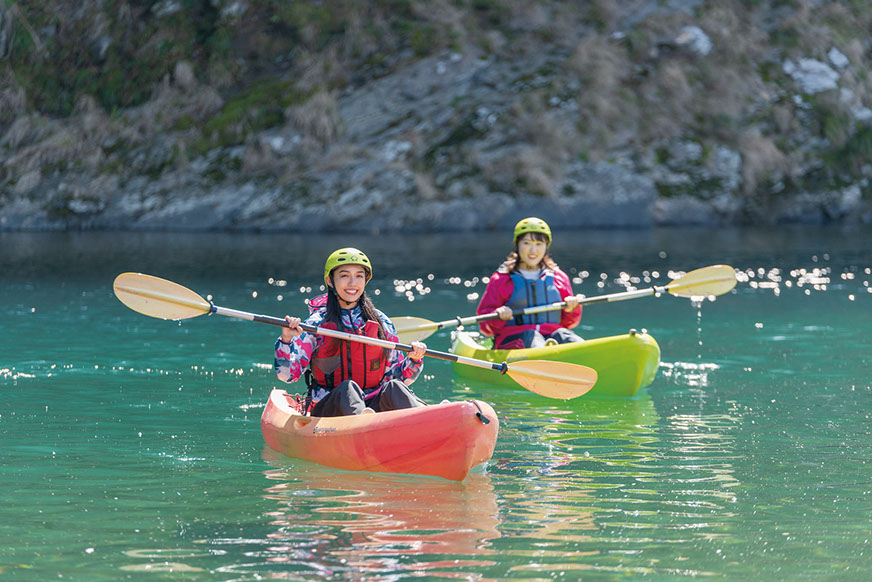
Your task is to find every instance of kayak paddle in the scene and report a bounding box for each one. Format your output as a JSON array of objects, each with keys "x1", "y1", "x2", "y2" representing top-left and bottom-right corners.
[
  {"x1": 113, "y1": 272, "x2": 598, "y2": 400},
  {"x1": 394, "y1": 264, "x2": 737, "y2": 342}
]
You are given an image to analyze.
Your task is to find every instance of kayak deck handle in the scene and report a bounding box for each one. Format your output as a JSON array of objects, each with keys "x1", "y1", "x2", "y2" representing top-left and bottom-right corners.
[{"x1": 472, "y1": 400, "x2": 492, "y2": 425}]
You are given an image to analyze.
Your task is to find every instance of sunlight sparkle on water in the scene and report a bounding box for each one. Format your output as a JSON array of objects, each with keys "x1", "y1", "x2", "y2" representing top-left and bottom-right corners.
[
  {"x1": 393, "y1": 278, "x2": 432, "y2": 302},
  {"x1": 735, "y1": 263, "x2": 869, "y2": 299},
  {"x1": 661, "y1": 361, "x2": 720, "y2": 387},
  {"x1": 415, "y1": 266, "x2": 870, "y2": 307}
]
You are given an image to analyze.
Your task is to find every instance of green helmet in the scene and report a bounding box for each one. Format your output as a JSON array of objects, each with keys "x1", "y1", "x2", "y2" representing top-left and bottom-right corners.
[
  {"x1": 324, "y1": 247, "x2": 373, "y2": 287},
  {"x1": 513, "y1": 217, "x2": 552, "y2": 246}
]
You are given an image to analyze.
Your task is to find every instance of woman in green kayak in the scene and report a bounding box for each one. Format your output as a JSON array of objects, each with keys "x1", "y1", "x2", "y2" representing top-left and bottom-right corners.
[
  {"x1": 476, "y1": 217, "x2": 582, "y2": 349},
  {"x1": 275, "y1": 248, "x2": 427, "y2": 417}
]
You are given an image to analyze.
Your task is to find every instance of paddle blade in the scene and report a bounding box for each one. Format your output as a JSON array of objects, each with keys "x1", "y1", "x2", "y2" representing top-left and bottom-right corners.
[
  {"x1": 393, "y1": 316, "x2": 439, "y2": 343},
  {"x1": 666, "y1": 265, "x2": 737, "y2": 298},
  {"x1": 113, "y1": 273, "x2": 211, "y2": 320},
  {"x1": 505, "y1": 360, "x2": 597, "y2": 400}
]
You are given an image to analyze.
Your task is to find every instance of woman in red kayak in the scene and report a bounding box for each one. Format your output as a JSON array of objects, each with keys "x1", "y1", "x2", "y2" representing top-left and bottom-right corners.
[
  {"x1": 275, "y1": 248, "x2": 427, "y2": 417},
  {"x1": 476, "y1": 217, "x2": 582, "y2": 350}
]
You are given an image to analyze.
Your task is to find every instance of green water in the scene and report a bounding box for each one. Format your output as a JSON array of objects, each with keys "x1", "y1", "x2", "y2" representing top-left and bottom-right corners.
[{"x1": 1, "y1": 227, "x2": 870, "y2": 580}]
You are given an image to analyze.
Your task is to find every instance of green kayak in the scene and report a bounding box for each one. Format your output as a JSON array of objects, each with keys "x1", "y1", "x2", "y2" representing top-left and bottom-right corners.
[{"x1": 450, "y1": 329, "x2": 660, "y2": 397}]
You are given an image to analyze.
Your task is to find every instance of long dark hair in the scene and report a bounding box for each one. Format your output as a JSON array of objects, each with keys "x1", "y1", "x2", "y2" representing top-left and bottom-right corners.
[
  {"x1": 504, "y1": 232, "x2": 559, "y2": 273},
  {"x1": 323, "y1": 282, "x2": 392, "y2": 357}
]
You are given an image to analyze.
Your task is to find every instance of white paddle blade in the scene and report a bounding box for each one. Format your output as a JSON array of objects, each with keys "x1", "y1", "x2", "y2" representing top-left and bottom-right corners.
[
  {"x1": 392, "y1": 316, "x2": 439, "y2": 343},
  {"x1": 666, "y1": 265, "x2": 737, "y2": 298},
  {"x1": 113, "y1": 273, "x2": 211, "y2": 320},
  {"x1": 505, "y1": 360, "x2": 597, "y2": 399}
]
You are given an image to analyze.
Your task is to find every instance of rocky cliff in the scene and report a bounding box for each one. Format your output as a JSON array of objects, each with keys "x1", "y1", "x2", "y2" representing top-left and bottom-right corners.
[{"x1": 1, "y1": 0, "x2": 870, "y2": 232}]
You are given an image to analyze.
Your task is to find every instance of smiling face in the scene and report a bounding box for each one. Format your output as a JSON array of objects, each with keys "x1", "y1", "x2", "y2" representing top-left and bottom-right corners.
[
  {"x1": 330, "y1": 264, "x2": 369, "y2": 308},
  {"x1": 516, "y1": 233, "x2": 548, "y2": 270}
]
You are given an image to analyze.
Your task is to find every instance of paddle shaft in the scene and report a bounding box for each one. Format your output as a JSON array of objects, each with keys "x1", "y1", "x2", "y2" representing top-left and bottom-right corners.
[
  {"x1": 113, "y1": 272, "x2": 597, "y2": 398},
  {"x1": 211, "y1": 304, "x2": 509, "y2": 374},
  {"x1": 396, "y1": 264, "x2": 736, "y2": 341},
  {"x1": 414, "y1": 287, "x2": 660, "y2": 333}
]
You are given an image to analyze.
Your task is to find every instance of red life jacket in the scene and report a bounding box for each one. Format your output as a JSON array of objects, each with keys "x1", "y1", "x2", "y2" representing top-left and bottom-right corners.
[{"x1": 309, "y1": 320, "x2": 387, "y2": 391}]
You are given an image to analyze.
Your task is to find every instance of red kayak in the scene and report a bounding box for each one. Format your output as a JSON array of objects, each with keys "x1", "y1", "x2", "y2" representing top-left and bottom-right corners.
[{"x1": 261, "y1": 389, "x2": 499, "y2": 481}]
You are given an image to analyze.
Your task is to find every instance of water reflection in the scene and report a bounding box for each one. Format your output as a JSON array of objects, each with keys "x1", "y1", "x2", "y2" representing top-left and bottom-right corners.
[
  {"x1": 479, "y1": 391, "x2": 740, "y2": 576},
  {"x1": 483, "y1": 394, "x2": 659, "y2": 556},
  {"x1": 257, "y1": 449, "x2": 501, "y2": 579}
]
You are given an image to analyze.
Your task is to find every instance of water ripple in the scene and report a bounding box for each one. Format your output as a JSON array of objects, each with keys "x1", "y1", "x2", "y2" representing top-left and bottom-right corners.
[{"x1": 251, "y1": 453, "x2": 502, "y2": 579}]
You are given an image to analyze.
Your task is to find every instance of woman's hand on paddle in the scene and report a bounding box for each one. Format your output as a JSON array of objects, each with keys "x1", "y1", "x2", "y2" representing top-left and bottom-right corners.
[
  {"x1": 281, "y1": 316, "x2": 303, "y2": 342},
  {"x1": 495, "y1": 306, "x2": 513, "y2": 321},
  {"x1": 564, "y1": 295, "x2": 579, "y2": 312},
  {"x1": 408, "y1": 341, "x2": 427, "y2": 362}
]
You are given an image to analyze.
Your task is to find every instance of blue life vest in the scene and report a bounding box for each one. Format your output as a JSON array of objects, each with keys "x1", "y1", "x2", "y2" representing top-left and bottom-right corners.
[{"x1": 506, "y1": 271, "x2": 562, "y2": 326}]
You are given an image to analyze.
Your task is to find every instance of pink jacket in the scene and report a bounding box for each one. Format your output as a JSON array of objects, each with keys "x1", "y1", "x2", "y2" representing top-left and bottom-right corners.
[{"x1": 476, "y1": 266, "x2": 581, "y2": 347}]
